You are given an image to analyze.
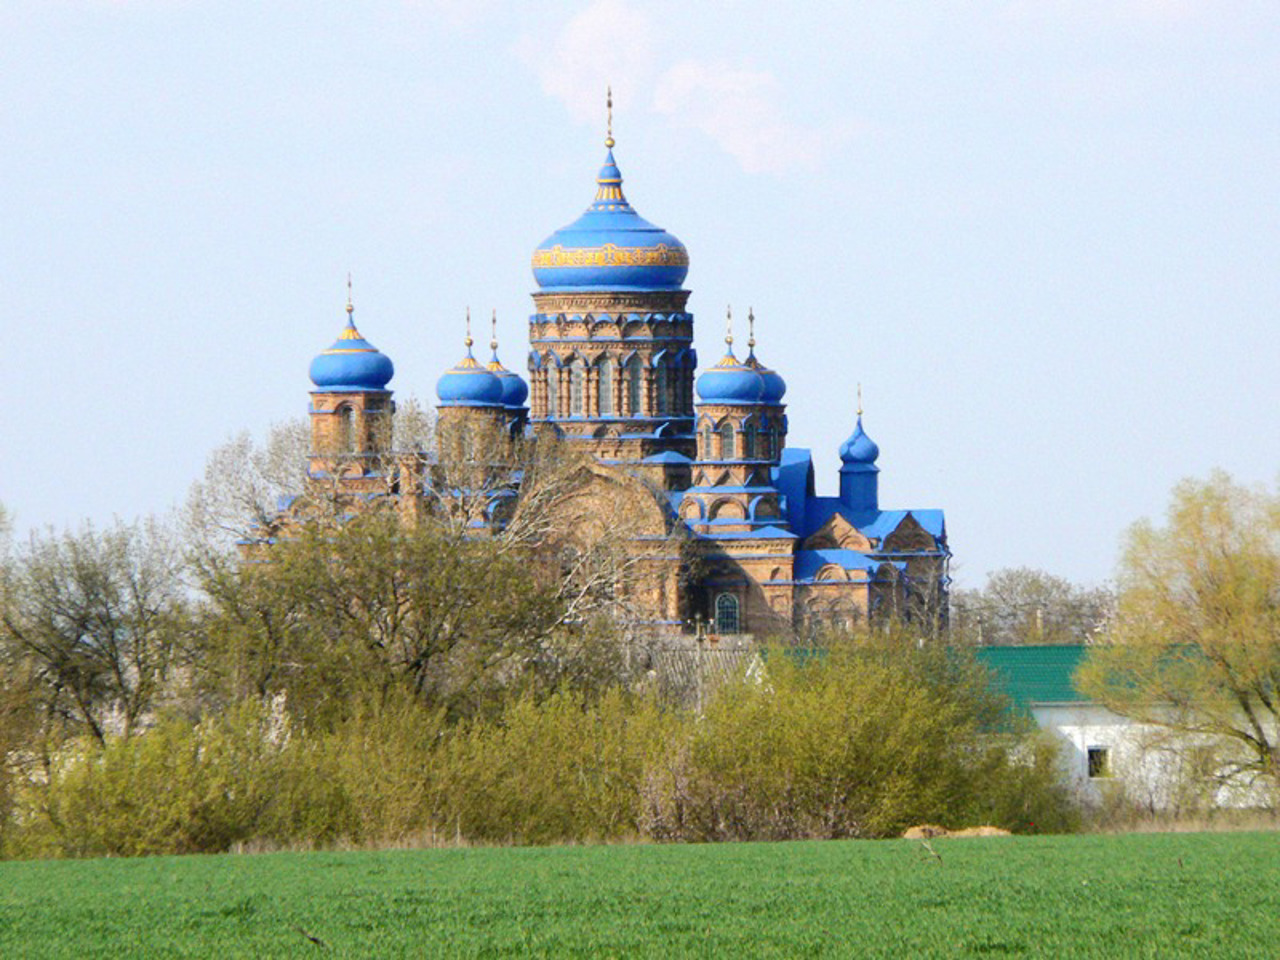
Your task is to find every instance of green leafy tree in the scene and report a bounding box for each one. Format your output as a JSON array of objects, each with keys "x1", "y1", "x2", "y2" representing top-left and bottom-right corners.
[
  {"x1": 195, "y1": 510, "x2": 568, "y2": 723},
  {"x1": 0, "y1": 520, "x2": 189, "y2": 745},
  {"x1": 1077, "y1": 472, "x2": 1280, "y2": 799}
]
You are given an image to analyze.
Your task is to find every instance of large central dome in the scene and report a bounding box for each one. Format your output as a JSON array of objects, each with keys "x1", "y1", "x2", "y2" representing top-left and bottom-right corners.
[{"x1": 532, "y1": 137, "x2": 688, "y2": 292}]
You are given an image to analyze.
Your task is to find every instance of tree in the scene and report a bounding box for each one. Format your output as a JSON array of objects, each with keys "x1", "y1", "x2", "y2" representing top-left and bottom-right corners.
[
  {"x1": 1076, "y1": 472, "x2": 1280, "y2": 800},
  {"x1": 194, "y1": 508, "x2": 570, "y2": 723},
  {"x1": 951, "y1": 567, "x2": 1114, "y2": 645},
  {"x1": 185, "y1": 400, "x2": 436, "y2": 555},
  {"x1": 0, "y1": 519, "x2": 190, "y2": 745}
]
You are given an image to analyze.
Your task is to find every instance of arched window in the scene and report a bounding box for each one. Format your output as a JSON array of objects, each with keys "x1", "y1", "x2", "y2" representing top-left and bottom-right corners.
[
  {"x1": 765, "y1": 425, "x2": 777, "y2": 460},
  {"x1": 655, "y1": 361, "x2": 669, "y2": 415},
  {"x1": 719, "y1": 421, "x2": 735, "y2": 460},
  {"x1": 701, "y1": 422, "x2": 713, "y2": 460},
  {"x1": 715, "y1": 593, "x2": 740, "y2": 635},
  {"x1": 546, "y1": 367, "x2": 559, "y2": 418},
  {"x1": 743, "y1": 422, "x2": 756, "y2": 459},
  {"x1": 597, "y1": 358, "x2": 614, "y2": 416},
  {"x1": 337, "y1": 406, "x2": 355, "y2": 453},
  {"x1": 570, "y1": 360, "x2": 585, "y2": 416},
  {"x1": 626, "y1": 356, "x2": 644, "y2": 415}
]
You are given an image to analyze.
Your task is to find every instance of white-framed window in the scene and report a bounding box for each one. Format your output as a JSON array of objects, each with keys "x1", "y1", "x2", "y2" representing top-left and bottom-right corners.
[
  {"x1": 570, "y1": 360, "x2": 585, "y2": 416},
  {"x1": 597, "y1": 358, "x2": 614, "y2": 416},
  {"x1": 626, "y1": 356, "x2": 644, "y2": 415},
  {"x1": 719, "y1": 422, "x2": 735, "y2": 460},
  {"x1": 546, "y1": 367, "x2": 559, "y2": 418},
  {"x1": 714, "y1": 593, "x2": 740, "y2": 635}
]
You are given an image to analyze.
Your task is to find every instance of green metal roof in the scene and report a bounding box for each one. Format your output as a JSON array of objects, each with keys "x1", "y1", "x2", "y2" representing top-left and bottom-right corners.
[{"x1": 975, "y1": 645, "x2": 1091, "y2": 706}]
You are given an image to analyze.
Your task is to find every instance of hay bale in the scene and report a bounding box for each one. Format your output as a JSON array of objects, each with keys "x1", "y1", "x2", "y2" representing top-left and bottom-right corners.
[
  {"x1": 948, "y1": 826, "x2": 1012, "y2": 839},
  {"x1": 902, "y1": 824, "x2": 948, "y2": 840}
]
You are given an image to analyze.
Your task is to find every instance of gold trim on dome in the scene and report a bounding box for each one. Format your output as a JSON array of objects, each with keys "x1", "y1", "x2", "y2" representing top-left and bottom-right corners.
[
  {"x1": 324, "y1": 347, "x2": 376, "y2": 354},
  {"x1": 453, "y1": 357, "x2": 482, "y2": 370},
  {"x1": 594, "y1": 185, "x2": 624, "y2": 201},
  {"x1": 532, "y1": 242, "x2": 689, "y2": 270},
  {"x1": 338, "y1": 326, "x2": 364, "y2": 341}
]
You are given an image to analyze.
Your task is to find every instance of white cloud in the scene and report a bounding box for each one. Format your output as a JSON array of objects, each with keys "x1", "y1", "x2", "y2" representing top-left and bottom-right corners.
[
  {"x1": 522, "y1": 0, "x2": 656, "y2": 125},
  {"x1": 653, "y1": 60, "x2": 846, "y2": 175},
  {"x1": 525, "y1": 1, "x2": 848, "y2": 176}
]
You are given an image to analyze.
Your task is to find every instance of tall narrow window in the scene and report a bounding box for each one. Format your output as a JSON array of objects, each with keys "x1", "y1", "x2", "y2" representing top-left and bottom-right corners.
[
  {"x1": 701, "y1": 422, "x2": 713, "y2": 460},
  {"x1": 719, "y1": 421, "x2": 735, "y2": 460},
  {"x1": 715, "y1": 593, "x2": 740, "y2": 635},
  {"x1": 597, "y1": 358, "x2": 614, "y2": 416},
  {"x1": 626, "y1": 356, "x2": 644, "y2": 416},
  {"x1": 337, "y1": 406, "x2": 355, "y2": 454},
  {"x1": 655, "y1": 362, "x2": 669, "y2": 415},
  {"x1": 743, "y1": 423, "x2": 756, "y2": 459},
  {"x1": 765, "y1": 425, "x2": 777, "y2": 460},
  {"x1": 546, "y1": 367, "x2": 559, "y2": 418},
  {"x1": 1087, "y1": 746, "x2": 1112, "y2": 779},
  {"x1": 570, "y1": 360, "x2": 585, "y2": 416}
]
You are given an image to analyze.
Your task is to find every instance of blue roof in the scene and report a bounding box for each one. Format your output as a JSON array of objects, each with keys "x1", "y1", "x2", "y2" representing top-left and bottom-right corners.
[
  {"x1": 696, "y1": 348, "x2": 766, "y2": 404},
  {"x1": 531, "y1": 142, "x2": 688, "y2": 292},
  {"x1": 839, "y1": 415, "x2": 880, "y2": 466},
  {"x1": 792, "y1": 549, "x2": 895, "y2": 581},
  {"x1": 437, "y1": 336, "x2": 505, "y2": 407},
  {"x1": 309, "y1": 310, "x2": 394, "y2": 392}
]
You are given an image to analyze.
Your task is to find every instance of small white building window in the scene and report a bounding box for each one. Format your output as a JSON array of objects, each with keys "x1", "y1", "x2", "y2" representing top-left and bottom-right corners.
[{"x1": 1087, "y1": 746, "x2": 1112, "y2": 779}]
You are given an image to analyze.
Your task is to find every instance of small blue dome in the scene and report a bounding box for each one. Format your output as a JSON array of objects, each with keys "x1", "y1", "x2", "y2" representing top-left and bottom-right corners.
[
  {"x1": 747, "y1": 351, "x2": 787, "y2": 404},
  {"x1": 309, "y1": 307, "x2": 394, "y2": 392},
  {"x1": 532, "y1": 140, "x2": 688, "y2": 292},
  {"x1": 696, "y1": 349, "x2": 766, "y2": 404},
  {"x1": 487, "y1": 352, "x2": 529, "y2": 408},
  {"x1": 436, "y1": 328, "x2": 504, "y2": 407},
  {"x1": 840, "y1": 416, "x2": 880, "y2": 465}
]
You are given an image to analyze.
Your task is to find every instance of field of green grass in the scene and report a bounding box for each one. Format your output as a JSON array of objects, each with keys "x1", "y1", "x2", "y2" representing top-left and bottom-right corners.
[{"x1": 1, "y1": 832, "x2": 1277, "y2": 957}]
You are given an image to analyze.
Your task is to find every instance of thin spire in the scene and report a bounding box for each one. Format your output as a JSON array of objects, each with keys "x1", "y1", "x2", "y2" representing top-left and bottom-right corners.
[
  {"x1": 464, "y1": 307, "x2": 473, "y2": 351},
  {"x1": 747, "y1": 307, "x2": 756, "y2": 354},
  {"x1": 606, "y1": 85, "x2": 614, "y2": 149},
  {"x1": 490, "y1": 309, "x2": 499, "y2": 352},
  {"x1": 345, "y1": 272, "x2": 354, "y2": 321},
  {"x1": 725, "y1": 305, "x2": 734, "y2": 348},
  {"x1": 857, "y1": 382, "x2": 863, "y2": 418}
]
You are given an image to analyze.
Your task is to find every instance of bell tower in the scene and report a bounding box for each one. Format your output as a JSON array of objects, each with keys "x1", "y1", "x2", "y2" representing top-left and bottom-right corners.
[
  {"x1": 527, "y1": 92, "x2": 695, "y2": 490},
  {"x1": 307, "y1": 282, "x2": 395, "y2": 481}
]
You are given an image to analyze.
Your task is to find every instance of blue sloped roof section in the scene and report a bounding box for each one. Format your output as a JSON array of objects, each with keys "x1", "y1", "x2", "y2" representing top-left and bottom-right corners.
[{"x1": 793, "y1": 549, "x2": 886, "y2": 581}]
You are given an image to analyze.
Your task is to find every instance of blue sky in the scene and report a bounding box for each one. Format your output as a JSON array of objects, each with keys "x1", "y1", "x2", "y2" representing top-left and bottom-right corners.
[{"x1": 2, "y1": 0, "x2": 1277, "y2": 588}]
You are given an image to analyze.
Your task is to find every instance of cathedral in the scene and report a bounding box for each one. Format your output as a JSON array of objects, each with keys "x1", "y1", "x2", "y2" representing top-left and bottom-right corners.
[{"x1": 298, "y1": 115, "x2": 950, "y2": 642}]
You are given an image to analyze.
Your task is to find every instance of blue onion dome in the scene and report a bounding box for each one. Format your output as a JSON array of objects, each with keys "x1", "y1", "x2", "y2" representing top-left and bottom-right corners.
[
  {"x1": 840, "y1": 414, "x2": 880, "y2": 465},
  {"x1": 436, "y1": 314, "x2": 505, "y2": 407},
  {"x1": 531, "y1": 120, "x2": 689, "y2": 292},
  {"x1": 484, "y1": 313, "x2": 529, "y2": 408},
  {"x1": 309, "y1": 296, "x2": 395, "y2": 391},
  {"x1": 744, "y1": 309, "x2": 787, "y2": 404},
  {"x1": 696, "y1": 309, "x2": 766, "y2": 404}
]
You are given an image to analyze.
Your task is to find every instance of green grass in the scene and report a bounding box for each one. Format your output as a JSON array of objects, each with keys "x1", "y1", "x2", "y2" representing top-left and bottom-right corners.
[{"x1": 1, "y1": 832, "x2": 1278, "y2": 958}]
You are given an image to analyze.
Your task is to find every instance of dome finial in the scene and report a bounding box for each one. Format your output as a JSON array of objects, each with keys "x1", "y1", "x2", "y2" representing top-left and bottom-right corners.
[
  {"x1": 490, "y1": 309, "x2": 499, "y2": 353},
  {"x1": 725, "y1": 305, "x2": 734, "y2": 349},
  {"x1": 857, "y1": 382, "x2": 863, "y2": 418},
  {"x1": 345, "y1": 272, "x2": 354, "y2": 323},
  {"x1": 747, "y1": 307, "x2": 756, "y2": 354},
  {"x1": 464, "y1": 307, "x2": 473, "y2": 352},
  {"x1": 605, "y1": 85, "x2": 614, "y2": 149}
]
